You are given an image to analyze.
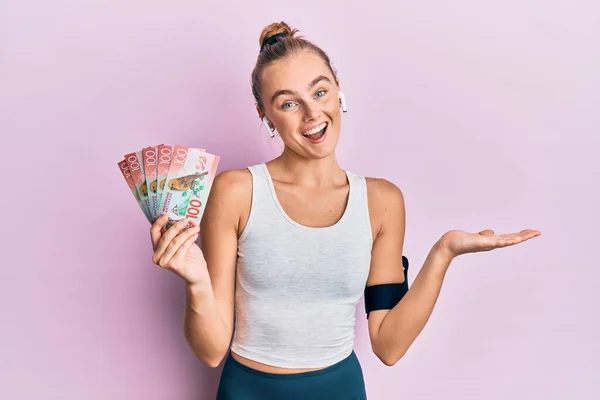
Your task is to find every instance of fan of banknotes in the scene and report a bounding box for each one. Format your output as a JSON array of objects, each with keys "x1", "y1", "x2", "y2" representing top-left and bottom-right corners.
[{"x1": 118, "y1": 144, "x2": 220, "y2": 228}]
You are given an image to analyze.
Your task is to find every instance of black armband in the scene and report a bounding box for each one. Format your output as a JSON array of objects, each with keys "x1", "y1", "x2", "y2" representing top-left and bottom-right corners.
[{"x1": 364, "y1": 256, "x2": 409, "y2": 318}]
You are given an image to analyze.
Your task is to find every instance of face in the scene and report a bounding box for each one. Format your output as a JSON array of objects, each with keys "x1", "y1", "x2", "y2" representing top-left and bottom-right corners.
[{"x1": 258, "y1": 51, "x2": 342, "y2": 160}]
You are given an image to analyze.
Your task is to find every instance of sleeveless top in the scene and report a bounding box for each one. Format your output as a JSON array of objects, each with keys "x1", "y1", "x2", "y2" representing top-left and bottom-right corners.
[{"x1": 230, "y1": 163, "x2": 373, "y2": 368}]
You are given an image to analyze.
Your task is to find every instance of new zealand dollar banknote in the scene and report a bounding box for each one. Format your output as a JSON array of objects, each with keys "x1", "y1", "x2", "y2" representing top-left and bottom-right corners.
[
  {"x1": 142, "y1": 145, "x2": 159, "y2": 219},
  {"x1": 155, "y1": 144, "x2": 173, "y2": 216},
  {"x1": 157, "y1": 145, "x2": 219, "y2": 228},
  {"x1": 123, "y1": 151, "x2": 153, "y2": 221},
  {"x1": 119, "y1": 144, "x2": 219, "y2": 227},
  {"x1": 117, "y1": 159, "x2": 153, "y2": 223}
]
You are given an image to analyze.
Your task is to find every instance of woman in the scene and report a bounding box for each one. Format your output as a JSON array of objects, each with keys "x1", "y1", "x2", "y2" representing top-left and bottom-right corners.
[{"x1": 149, "y1": 21, "x2": 541, "y2": 400}]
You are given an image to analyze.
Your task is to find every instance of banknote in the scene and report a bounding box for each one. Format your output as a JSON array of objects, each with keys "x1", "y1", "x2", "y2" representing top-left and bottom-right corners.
[
  {"x1": 142, "y1": 145, "x2": 159, "y2": 220},
  {"x1": 156, "y1": 144, "x2": 173, "y2": 218},
  {"x1": 124, "y1": 151, "x2": 153, "y2": 220},
  {"x1": 118, "y1": 159, "x2": 152, "y2": 222},
  {"x1": 158, "y1": 145, "x2": 219, "y2": 228},
  {"x1": 156, "y1": 145, "x2": 205, "y2": 224}
]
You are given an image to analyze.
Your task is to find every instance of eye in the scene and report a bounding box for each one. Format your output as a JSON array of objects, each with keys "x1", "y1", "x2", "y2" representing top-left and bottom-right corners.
[
  {"x1": 315, "y1": 89, "x2": 326, "y2": 98},
  {"x1": 281, "y1": 101, "x2": 297, "y2": 109}
]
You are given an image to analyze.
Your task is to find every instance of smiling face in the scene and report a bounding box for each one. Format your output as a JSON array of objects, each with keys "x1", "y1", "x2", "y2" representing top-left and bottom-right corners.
[{"x1": 258, "y1": 51, "x2": 342, "y2": 160}]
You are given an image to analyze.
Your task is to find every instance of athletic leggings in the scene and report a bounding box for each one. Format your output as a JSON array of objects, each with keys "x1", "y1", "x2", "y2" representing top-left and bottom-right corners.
[{"x1": 216, "y1": 351, "x2": 367, "y2": 400}]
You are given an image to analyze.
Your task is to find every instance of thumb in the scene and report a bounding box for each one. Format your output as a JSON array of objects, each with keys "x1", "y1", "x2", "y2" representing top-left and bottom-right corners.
[{"x1": 478, "y1": 229, "x2": 495, "y2": 236}]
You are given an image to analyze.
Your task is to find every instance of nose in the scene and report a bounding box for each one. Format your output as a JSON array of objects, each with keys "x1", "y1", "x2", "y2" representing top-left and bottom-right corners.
[{"x1": 302, "y1": 101, "x2": 320, "y2": 122}]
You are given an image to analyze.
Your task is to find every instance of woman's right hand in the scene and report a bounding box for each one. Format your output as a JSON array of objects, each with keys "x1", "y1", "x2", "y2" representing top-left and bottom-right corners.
[{"x1": 150, "y1": 215, "x2": 210, "y2": 286}]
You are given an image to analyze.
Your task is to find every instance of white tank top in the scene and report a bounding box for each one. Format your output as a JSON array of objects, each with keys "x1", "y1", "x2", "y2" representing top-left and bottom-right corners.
[{"x1": 230, "y1": 163, "x2": 373, "y2": 368}]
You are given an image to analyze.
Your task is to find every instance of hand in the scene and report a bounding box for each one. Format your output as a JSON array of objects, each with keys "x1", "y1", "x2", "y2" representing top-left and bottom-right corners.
[
  {"x1": 150, "y1": 215, "x2": 209, "y2": 286},
  {"x1": 439, "y1": 228, "x2": 542, "y2": 259}
]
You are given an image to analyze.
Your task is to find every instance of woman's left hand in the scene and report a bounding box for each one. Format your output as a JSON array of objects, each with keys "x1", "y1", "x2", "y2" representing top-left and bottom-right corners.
[{"x1": 439, "y1": 228, "x2": 542, "y2": 259}]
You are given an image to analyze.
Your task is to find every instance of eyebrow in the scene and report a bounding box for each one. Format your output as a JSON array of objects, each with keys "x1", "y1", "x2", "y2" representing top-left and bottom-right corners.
[{"x1": 270, "y1": 75, "x2": 332, "y2": 105}]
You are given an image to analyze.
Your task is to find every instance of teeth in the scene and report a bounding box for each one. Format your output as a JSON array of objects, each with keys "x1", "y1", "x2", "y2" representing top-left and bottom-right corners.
[{"x1": 302, "y1": 122, "x2": 327, "y2": 136}]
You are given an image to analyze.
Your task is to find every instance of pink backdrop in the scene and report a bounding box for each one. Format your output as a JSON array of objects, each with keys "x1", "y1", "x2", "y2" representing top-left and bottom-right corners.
[{"x1": 2, "y1": 0, "x2": 598, "y2": 399}]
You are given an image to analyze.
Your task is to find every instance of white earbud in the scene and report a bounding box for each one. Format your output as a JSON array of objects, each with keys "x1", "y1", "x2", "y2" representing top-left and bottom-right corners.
[
  {"x1": 338, "y1": 91, "x2": 347, "y2": 113},
  {"x1": 262, "y1": 116, "x2": 275, "y2": 138}
]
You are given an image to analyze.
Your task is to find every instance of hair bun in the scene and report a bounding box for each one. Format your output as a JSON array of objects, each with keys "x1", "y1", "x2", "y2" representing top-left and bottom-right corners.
[{"x1": 259, "y1": 21, "x2": 298, "y2": 50}]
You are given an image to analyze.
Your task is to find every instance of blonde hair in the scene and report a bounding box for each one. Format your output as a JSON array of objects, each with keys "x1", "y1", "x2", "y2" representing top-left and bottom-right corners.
[{"x1": 251, "y1": 21, "x2": 337, "y2": 111}]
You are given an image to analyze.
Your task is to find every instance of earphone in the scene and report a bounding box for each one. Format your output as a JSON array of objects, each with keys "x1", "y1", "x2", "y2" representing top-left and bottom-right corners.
[
  {"x1": 262, "y1": 91, "x2": 348, "y2": 138},
  {"x1": 262, "y1": 116, "x2": 275, "y2": 138},
  {"x1": 338, "y1": 91, "x2": 347, "y2": 113}
]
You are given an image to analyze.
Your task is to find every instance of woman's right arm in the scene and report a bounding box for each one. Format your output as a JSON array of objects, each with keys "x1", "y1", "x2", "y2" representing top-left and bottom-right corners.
[
  {"x1": 150, "y1": 169, "x2": 250, "y2": 368},
  {"x1": 184, "y1": 169, "x2": 250, "y2": 367}
]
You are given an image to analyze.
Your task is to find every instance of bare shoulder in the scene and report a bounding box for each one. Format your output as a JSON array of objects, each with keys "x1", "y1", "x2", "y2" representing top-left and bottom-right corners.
[
  {"x1": 211, "y1": 168, "x2": 252, "y2": 197},
  {"x1": 365, "y1": 177, "x2": 404, "y2": 205},
  {"x1": 365, "y1": 177, "x2": 405, "y2": 236},
  {"x1": 202, "y1": 168, "x2": 252, "y2": 234}
]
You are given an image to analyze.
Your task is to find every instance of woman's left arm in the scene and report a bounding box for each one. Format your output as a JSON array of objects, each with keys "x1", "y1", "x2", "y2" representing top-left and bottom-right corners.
[{"x1": 365, "y1": 178, "x2": 541, "y2": 366}]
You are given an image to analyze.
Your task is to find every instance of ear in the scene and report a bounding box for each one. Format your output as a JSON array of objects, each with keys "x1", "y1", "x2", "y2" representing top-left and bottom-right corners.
[{"x1": 256, "y1": 104, "x2": 265, "y2": 120}]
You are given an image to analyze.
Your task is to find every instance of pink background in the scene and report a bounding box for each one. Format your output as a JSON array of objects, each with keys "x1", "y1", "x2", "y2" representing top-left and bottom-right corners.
[{"x1": 2, "y1": 0, "x2": 598, "y2": 399}]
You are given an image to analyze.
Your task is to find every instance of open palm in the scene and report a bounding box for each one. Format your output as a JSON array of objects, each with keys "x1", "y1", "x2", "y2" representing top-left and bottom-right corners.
[{"x1": 440, "y1": 228, "x2": 542, "y2": 258}]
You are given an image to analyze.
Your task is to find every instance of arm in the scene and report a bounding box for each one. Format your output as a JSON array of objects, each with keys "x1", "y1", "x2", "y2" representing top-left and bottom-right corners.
[
  {"x1": 183, "y1": 169, "x2": 251, "y2": 367},
  {"x1": 366, "y1": 178, "x2": 453, "y2": 366}
]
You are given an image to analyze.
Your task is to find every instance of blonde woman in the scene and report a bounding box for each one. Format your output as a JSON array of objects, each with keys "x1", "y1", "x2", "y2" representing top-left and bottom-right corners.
[{"x1": 150, "y1": 21, "x2": 541, "y2": 400}]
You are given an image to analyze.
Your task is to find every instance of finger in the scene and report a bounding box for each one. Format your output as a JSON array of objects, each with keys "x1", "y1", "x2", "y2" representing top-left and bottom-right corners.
[
  {"x1": 518, "y1": 230, "x2": 542, "y2": 241},
  {"x1": 478, "y1": 229, "x2": 495, "y2": 236},
  {"x1": 495, "y1": 230, "x2": 540, "y2": 248},
  {"x1": 510, "y1": 229, "x2": 536, "y2": 237},
  {"x1": 158, "y1": 225, "x2": 200, "y2": 267},
  {"x1": 153, "y1": 219, "x2": 193, "y2": 263},
  {"x1": 150, "y1": 215, "x2": 170, "y2": 249},
  {"x1": 158, "y1": 225, "x2": 200, "y2": 268},
  {"x1": 172, "y1": 232, "x2": 200, "y2": 263},
  {"x1": 505, "y1": 229, "x2": 540, "y2": 241}
]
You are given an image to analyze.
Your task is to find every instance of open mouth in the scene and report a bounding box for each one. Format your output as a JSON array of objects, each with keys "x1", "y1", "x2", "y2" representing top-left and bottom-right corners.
[{"x1": 301, "y1": 122, "x2": 328, "y2": 143}]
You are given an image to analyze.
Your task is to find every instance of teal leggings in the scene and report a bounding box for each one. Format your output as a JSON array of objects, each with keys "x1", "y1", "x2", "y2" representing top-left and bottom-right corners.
[{"x1": 216, "y1": 351, "x2": 367, "y2": 400}]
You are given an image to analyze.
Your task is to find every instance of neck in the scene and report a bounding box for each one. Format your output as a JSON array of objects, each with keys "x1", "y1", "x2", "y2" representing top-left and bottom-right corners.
[{"x1": 271, "y1": 148, "x2": 345, "y2": 188}]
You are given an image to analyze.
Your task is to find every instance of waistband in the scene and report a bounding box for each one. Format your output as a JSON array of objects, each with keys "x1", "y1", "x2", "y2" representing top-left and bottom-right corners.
[{"x1": 224, "y1": 350, "x2": 358, "y2": 380}]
